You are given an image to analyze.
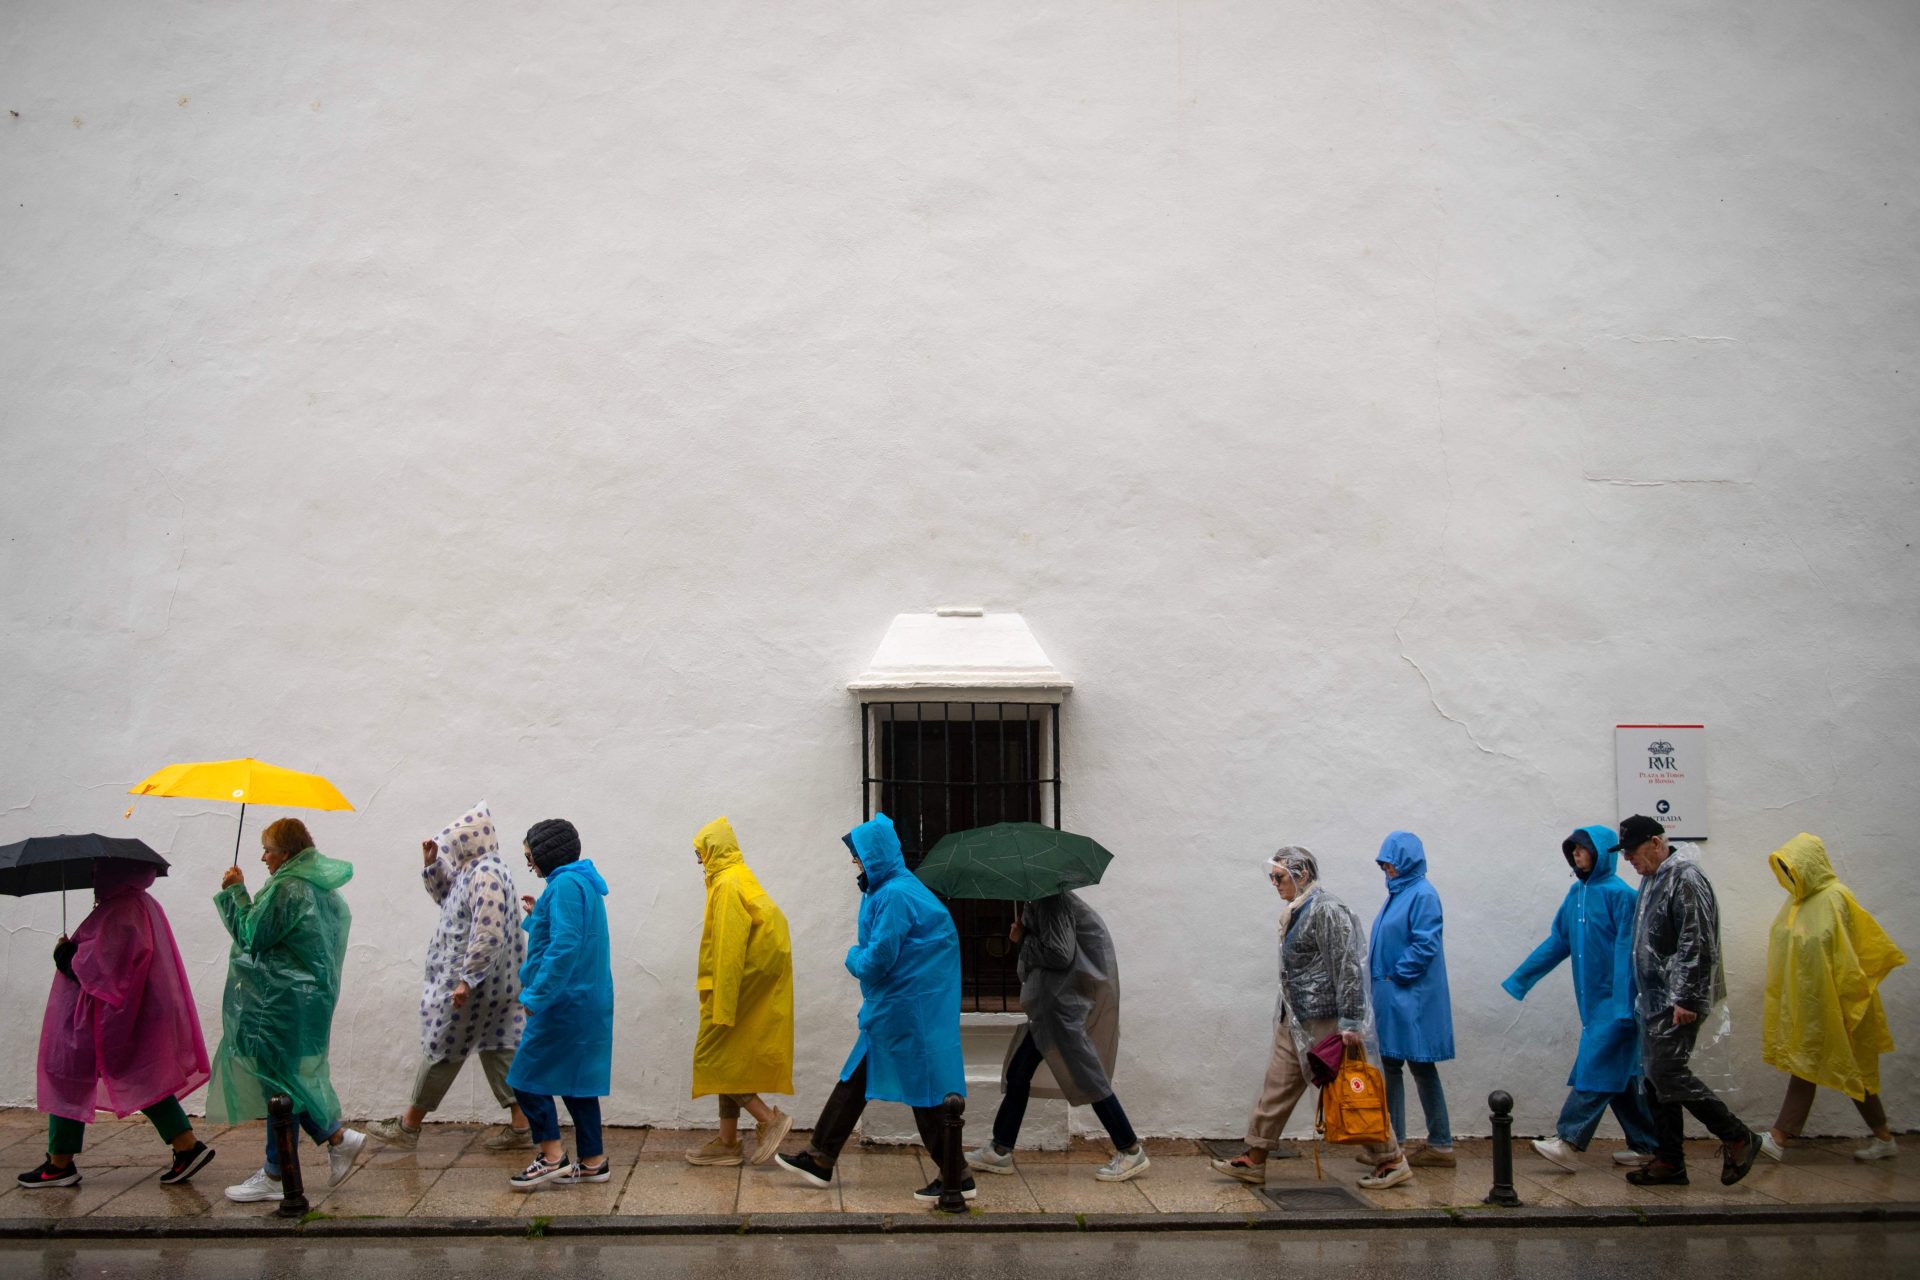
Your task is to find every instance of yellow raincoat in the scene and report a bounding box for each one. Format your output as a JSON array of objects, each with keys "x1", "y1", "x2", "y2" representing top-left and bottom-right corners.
[
  {"x1": 1763, "y1": 834, "x2": 1905, "y2": 1100},
  {"x1": 691, "y1": 818, "x2": 795, "y2": 1098}
]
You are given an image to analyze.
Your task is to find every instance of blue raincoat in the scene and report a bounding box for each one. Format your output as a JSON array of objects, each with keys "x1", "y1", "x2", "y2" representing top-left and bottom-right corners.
[
  {"x1": 839, "y1": 814, "x2": 965, "y2": 1107},
  {"x1": 506, "y1": 859, "x2": 613, "y2": 1098},
  {"x1": 1501, "y1": 826, "x2": 1641, "y2": 1093},
  {"x1": 1369, "y1": 831, "x2": 1455, "y2": 1063}
]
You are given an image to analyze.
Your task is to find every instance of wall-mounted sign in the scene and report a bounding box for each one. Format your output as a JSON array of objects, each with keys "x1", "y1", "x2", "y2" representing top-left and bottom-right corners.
[{"x1": 1616, "y1": 725, "x2": 1707, "y2": 840}]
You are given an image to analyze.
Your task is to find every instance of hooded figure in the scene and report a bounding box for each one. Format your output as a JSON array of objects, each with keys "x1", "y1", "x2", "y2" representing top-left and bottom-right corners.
[
  {"x1": 19, "y1": 859, "x2": 215, "y2": 1191},
  {"x1": 693, "y1": 818, "x2": 795, "y2": 1099},
  {"x1": 841, "y1": 814, "x2": 965, "y2": 1107},
  {"x1": 1504, "y1": 825, "x2": 1640, "y2": 1093},
  {"x1": 420, "y1": 801, "x2": 525, "y2": 1065},
  {"x1": 39, "y1": 860, "x2": 210, "y2": 1123},
  {"x1": 1004, "y1": 891, "x2": 1119, "y2": 1106},
  {"x1": 1503, "y1": 825, "x2": 1658, "y2": 1166},
  {"x1": 775, "y1": 814, "x2": 967, "y2": 1201},
  {"x1": 1369, "y1": 832, "x2": 1454, "y2": 1063},
  {"x1": 208, "y1": 845, "x2": 355, "y2": 1127},
  {"x1": 1756, "y1": 834, "x2": 1904, "y2": 1163}
]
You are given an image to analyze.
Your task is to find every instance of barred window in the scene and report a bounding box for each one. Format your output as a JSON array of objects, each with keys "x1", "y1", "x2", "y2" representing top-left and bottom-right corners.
[{"x1": 859, "y1": 701, "x2": 1062, "y2": 1012}]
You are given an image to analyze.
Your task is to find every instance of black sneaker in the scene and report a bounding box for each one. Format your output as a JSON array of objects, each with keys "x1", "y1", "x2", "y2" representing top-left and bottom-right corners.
[
  {"x1": 912, "y1": 1176, "x2": 978, "y2": 1203},
  {"x1": 1721, "y1": 1133, "x2": 1760, "y2": 1186},
  {"x1": 773, "y1": 1151, "x2": 834, "y2": 1189},
  {"x1": 1625, "y1": 1159, "x2": 1688, "y2": 1186},
  {"x1": 160, "y1": 1142, "x2": 215, "y2": 1185},
  {"x1": 17, "y1": 1159, "x2": 81, "y2": 1189}
]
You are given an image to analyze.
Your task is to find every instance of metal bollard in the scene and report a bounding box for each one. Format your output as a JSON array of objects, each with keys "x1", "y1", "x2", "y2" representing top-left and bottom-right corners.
[
  {"x1": 936, "y1": 1093, "x2": 968, "y2": 1214},
  {"x1": 268, "y1": 1094, "x2": 309, "y2": 1217},
  {"x1": 1484, "y1": 1090, "x2": 1522, "y2": 1207}
]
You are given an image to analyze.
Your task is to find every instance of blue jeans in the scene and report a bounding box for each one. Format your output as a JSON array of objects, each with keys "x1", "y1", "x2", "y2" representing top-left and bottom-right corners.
[
  {"x1": 263, "y1": 1110, "x2": 336, "y2": 1177},
  {"x1": 1558, "y1": 1085, "x2": 1658, "y2": 1152},
  {"x1": 1382, "y1": 1057, "x2": 1452, "y2": 1148},
  {"x1": 515, "y1": 1090, "x2": 604, "y2": 1162}
]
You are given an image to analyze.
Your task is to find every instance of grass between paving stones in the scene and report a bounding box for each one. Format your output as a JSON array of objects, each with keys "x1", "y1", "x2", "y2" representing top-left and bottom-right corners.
[{"x1": 526, "y1": 1217, "x2": 551, "y2": 1238}]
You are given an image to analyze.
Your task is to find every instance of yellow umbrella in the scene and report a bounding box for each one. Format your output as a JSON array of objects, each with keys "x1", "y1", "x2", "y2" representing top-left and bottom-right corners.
[{"x1": 129, "y1": 757, "x2": 354, "y2": 866}]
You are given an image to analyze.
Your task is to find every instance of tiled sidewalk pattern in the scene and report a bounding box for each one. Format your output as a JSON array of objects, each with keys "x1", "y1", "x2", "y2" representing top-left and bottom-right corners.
[{"x1": 0, "y1": 1110, "x2": 1910, "y2": 1222}]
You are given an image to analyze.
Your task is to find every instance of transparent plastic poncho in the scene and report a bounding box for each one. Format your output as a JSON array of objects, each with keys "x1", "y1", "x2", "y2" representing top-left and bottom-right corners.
[
  {"x1": 1630, "y1": 846, "x2": 1736, "y2": 1103},
  {"x1": 1009, "y1": 890, "x2": 1120, "y2": 1106},
  {"x1": 1275, "y1": 885, "x2": 1379, "y2": 1068}
]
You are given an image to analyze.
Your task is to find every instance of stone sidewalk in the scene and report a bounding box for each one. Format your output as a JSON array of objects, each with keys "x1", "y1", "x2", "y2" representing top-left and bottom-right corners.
[{"x1": 0, "y1": 1109, "x2": 1912, "y2": 1234}]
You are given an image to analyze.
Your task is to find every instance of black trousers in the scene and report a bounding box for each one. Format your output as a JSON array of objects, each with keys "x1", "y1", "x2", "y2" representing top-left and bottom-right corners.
[
  {"x1": 805, "y1": 1053, "x2": 956, "y2": 1166},
  {"x1": 1642, "y1": 1019, "x2": 1751, "y2": 1166}
]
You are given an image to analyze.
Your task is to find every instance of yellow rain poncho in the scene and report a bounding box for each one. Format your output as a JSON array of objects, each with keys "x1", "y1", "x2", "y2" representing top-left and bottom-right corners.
[
  {"x1": 1763, "y1": 834, "x2": 1905, "y2": 1100},
  {"x1": 691, "y1": 818, "x2": 794, "y2": 1098}
]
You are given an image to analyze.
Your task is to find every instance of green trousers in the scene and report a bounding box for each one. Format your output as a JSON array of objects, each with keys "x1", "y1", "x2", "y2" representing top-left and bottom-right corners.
[{"x1": 48, "y1": 1096, "x2": 191, "y2": 1156}]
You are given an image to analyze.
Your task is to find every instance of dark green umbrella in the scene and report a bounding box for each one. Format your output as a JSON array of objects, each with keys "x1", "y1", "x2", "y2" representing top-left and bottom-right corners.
[{"x1": 914, "y1": 822, "x2": 1113, "y2": 901}]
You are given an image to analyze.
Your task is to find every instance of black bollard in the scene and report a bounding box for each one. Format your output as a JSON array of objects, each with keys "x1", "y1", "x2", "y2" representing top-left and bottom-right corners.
[
  {"x1": 936, "y1": 1093, "x2": 968, "y2": 1214},
  {"x1": 1484, "y1": 1090, "x2": 1522, "y2": 1207},
  {"x1": 268, "y1": 1094, "x2": 309, "y2": 1217}
]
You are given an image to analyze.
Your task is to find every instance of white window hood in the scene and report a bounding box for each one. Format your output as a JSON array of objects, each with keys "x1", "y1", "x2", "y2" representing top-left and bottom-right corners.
[{"x1": 849, "y1": 611, "x2": 1072, "y2": 699}]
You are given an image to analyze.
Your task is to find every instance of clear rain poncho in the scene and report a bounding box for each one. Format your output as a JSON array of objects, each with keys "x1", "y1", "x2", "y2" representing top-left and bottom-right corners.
[
  {"x1": 207, "y1": 846, "x2": 354, "y2": 1125},
  {"x1": 419, "y1": 801, "x2": 525, "y2": 1062},
  {"x1": 1762, "y1": 834, "x2": 1905, "y2": 1100},
  {"x1": 1000, "y1": 890, "x2": 1120, "y2": 1107},
  {"x1": 1271, "y1": 848, "x2": 1378, "y2": 1068},
  {"x1": 1630, "y1": 844, "x2": 1735, "y2": 1103}
]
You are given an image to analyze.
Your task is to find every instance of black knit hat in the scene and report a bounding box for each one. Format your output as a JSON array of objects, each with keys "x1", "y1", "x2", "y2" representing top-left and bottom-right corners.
[{"x1": 525, "y1": 818, "x2": 581, "y2": 875}]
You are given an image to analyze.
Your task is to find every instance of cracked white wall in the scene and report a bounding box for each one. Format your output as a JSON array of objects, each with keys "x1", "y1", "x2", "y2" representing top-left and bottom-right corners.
[{"x1": 2, "y1": 1, "x2": 1917, "y2": 1143}]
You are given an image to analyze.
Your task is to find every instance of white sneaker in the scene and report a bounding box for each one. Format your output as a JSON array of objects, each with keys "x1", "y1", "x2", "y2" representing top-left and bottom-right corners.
[
  {"x1": 1095, "y1": 1147, "x2": 1150, "y2": 1182},
  {"x1": 327, "y1": 1128, "x2": 366, "y2": 1186},
  {"x1": 1531, "y1": 1137, "x2": 1579, "y2": 1172},
  {"x1": 1612, "y1": 1149, "x2": 1654, "y2": 1167},
  {"x1": 1760, "y1": 1131, "x2": 1786, "y2": 1163},
  {"x1": 1855, "y1": 1136, "x2": 1899, "y2": 1162},
  {"x1": 224, "y1": 1168, "x2": 284, "y2": 1203},
  {"x1": 1357, "y1": 1157, "x2": 1413, "y2": 1189},
  {"x1": 965, "y1": 1144, "x2": 1016, "y2": 1175}
]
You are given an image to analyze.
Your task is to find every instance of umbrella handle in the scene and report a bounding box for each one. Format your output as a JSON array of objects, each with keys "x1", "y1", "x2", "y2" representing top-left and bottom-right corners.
[{"x1": 231, "y1": 802, "x2": 247, "y2": 867}]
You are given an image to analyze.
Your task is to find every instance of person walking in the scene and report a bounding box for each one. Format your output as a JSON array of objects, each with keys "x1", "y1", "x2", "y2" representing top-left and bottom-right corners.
[
  {"x1": 18, "y1": 859, "x2": 214, "y2": 1189},
  {"x1": 1212, "y1": 847, "x2": 1410, "y2": 1189},
  {"x1": 210, "y1": 818, "x2": 367, "y2": 1204},
  {"x1": 1759, "y1": 832, "x2": 1905, "y2": 1163},
  {"x1": 1369, "y1": 831, "x2": 1455, "y2": 1169},
  {"x1": 775, "y1": 813, "x2": 968, "y2": 1203},
  {"x1": 1502, "y1": 824, "x2": 1659, "y2": 1171},
  {"x1": 505, "y1": 819, "x2": 615, "y2": 1191},
  {"x1": 965, "y1": 889, "x2": 1147, "y2": 1183},
  {"x1": 1618, "y1": 815, "x2": 1759, "y2": 1186},
  {"x1": 684, "y1": 816, "x2": 795, "y2": 1168},
  {"x1": 366, "y1": 801, "x2": 531, "y2": 1154}
]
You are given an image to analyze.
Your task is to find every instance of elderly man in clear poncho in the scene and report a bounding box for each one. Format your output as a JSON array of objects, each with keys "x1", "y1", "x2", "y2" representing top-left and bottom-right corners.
[
  {"x1": 1212, "y1": 847, "x2": 1409, "y2": 1189},
  {"x1": 964, "y1": 888, "x2": 1148, "y2": 1183}
]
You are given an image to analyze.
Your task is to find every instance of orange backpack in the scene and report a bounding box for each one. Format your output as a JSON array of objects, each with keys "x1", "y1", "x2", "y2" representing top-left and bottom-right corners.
[{"x1": 1316, "y1": 1050, "x2": 1393, "y2": 1147}]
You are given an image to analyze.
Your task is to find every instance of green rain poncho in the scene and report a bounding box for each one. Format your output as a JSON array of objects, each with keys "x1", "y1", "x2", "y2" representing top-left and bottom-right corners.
[{"x1": 206, "y1": 847, "x2": 354, "y2": 1124}]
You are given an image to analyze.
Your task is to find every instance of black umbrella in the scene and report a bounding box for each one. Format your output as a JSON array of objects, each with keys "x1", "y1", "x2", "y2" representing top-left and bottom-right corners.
[{"x1": 0, "y1": 834, "x2": 170, "y2": 932}]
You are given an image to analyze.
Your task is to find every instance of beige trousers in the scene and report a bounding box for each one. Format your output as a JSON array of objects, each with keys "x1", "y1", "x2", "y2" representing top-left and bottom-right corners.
[{"x1": 1245, "y1": 1018, "x2": 1400, "y2": 1163}]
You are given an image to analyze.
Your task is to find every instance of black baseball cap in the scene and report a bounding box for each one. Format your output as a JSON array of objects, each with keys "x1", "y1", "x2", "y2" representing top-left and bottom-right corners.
[{"x1": 1612, "y1": 815, "x2": 1665, "y2": 852}]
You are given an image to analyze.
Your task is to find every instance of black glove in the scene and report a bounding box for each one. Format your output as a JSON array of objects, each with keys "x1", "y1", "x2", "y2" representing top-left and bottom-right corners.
[{"x1": 52, "y1": 936, "x2": 78, "y2": 981}]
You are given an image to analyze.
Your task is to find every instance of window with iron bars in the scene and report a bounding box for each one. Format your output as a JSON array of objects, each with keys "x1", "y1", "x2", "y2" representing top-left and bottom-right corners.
[{"x1": 859, "y1": 700, "x2": 1062, "y2": 1012}]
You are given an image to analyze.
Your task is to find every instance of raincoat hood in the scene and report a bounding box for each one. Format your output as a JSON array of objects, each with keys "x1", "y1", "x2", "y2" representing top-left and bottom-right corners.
[
  {"x1": 1563, "y1": 825, "x2": 1620, "y2": 883},
  {"x1": 1770, "y1": 833, "x2": 1837, "y2": 902},
  {"x1": 274, "y1": 847, "x2": 354, "y2": 892},
  {"x1": 1378, "y1": 831, "x2": 1427, "y2": 894},
  {"x1": 696, "y1": 816, "x2": 745, "y2": 884},
  {"x1": 847, "y1": 814, "x2": 907, "y2": 890},
  {"x1": 93, "y1": 857, "x2": 158, "y2": 901},
  {"x1": 434, "y1": 801, "x2": 500, "y2": 868},
  {"x1": 548, "y1": 857, "x2": 609, "y2": 897}
]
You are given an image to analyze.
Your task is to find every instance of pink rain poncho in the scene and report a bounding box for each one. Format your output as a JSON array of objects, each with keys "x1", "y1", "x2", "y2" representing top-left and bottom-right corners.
[{"x1": 36, "y1": 859, "x2": 211, "y2": 1121}]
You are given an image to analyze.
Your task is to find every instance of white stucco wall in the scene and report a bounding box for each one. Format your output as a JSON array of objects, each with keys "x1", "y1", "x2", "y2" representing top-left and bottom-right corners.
[{"x1": 3, "y1": 1, "x2": 1917, "y2": 1144}]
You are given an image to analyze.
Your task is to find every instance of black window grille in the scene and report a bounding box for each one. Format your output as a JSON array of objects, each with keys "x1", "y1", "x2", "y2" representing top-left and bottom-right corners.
[{"x1": 860, "y1": 701, "x2": 1062, "y2": 1012}]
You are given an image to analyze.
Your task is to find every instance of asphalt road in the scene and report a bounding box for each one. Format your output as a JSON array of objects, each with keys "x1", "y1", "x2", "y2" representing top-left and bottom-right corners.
[{"x1": 4, "y1": 1225, "x2": 1916, "y2": 1280}]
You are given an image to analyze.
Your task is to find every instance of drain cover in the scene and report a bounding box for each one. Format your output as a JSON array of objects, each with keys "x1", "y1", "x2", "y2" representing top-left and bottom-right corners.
[{"x1": 1255, "y1": 1184, "x2": 1370, "y2": 1211}]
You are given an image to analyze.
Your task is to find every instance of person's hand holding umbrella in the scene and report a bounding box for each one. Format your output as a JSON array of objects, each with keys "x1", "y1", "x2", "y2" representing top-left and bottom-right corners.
[{"x1": 221, "y1": 866, "x2": 244, "y2": 891}]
